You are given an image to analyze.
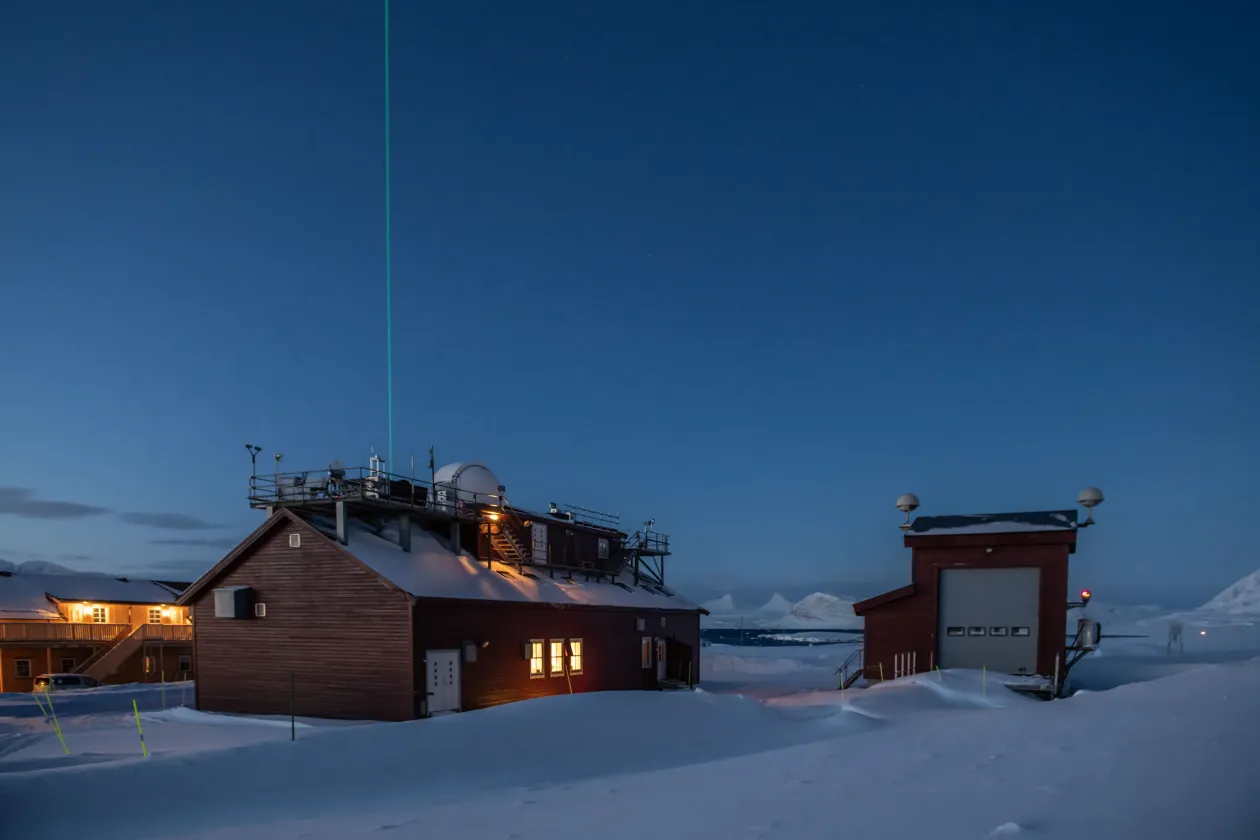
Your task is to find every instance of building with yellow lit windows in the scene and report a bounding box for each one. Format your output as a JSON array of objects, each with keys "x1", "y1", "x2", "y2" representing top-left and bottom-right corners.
[{"x1": 0, "y1": 568, "x2": 192, "y2": 692}]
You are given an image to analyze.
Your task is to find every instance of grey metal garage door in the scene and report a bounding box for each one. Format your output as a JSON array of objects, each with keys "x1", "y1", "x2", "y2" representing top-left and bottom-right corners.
[{"x1": 937, "y1": 567, "x2": 1041, "y2": 675}]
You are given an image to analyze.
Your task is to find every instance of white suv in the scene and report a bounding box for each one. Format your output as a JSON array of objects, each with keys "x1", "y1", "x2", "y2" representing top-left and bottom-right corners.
[{"x1": 33, "y1": 673, "x2": 102, "y2": 691}]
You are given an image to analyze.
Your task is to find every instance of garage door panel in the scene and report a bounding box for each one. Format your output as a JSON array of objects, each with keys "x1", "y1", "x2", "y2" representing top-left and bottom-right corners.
[{"x1": 938, "y1": 568, "x2": 1040, "y2": 674}]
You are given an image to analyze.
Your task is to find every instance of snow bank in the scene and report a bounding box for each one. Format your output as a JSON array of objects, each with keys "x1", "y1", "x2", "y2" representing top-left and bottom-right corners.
[{"x1": 0, "y1": 690, "x2": 845, "y2": 838}]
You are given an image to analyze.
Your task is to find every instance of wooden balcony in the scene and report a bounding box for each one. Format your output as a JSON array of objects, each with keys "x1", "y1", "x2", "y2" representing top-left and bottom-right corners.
[
  {"x1": 134, "y1": 624, "x2": 193, "y2": 642},
  {"x1": 0, "y1": 623, "x2": 130, "y2": 644}
]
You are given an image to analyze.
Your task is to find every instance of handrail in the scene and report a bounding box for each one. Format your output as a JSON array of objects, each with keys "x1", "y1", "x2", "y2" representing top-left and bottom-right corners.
[
  {"x1": 0, "y1": 622, "x2": 131, "y2": 643},
  {"x1": 836, "y1": 646, "x2": 865, "y2": 690}
]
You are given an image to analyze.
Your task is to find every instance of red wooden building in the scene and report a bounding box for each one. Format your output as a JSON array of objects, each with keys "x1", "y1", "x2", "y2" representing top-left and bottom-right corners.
[
  {"x1": 853, "y1": 490, "x2": 1103, "y2": 691},
  {"x1": 178, "y1": 459, "x2": 706, "y2": 721}
]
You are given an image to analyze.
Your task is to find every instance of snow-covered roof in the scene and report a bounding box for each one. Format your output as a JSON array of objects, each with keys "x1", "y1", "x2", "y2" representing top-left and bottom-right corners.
[
  {"x1": 0, "y1": 571, "x2": 182, "y2": 619},
  {"x1": 907, "y1": 510, "x2": 1079, "y2": 536},
  {"x1": 309, "y1": 517, "x2": 699, "y2": 612}
]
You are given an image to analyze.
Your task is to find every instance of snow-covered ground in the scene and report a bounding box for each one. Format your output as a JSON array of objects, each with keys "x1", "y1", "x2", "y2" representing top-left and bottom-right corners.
[{"x1": 4, "y1": 571, "x2": 1260, "y2": 839}]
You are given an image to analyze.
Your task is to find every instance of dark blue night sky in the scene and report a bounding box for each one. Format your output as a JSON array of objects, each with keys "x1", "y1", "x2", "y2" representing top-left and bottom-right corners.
[{"x1": 2, "y1": 1, "x2": 1256, "y2": 606}]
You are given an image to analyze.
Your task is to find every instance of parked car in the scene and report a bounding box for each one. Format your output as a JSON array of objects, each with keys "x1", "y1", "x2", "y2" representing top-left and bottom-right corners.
[{"x1": 33, "y1": 673, "x2": 101, "y2": 691}]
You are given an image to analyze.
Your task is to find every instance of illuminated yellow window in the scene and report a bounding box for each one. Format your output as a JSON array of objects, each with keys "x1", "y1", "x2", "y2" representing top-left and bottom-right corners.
[
  {"x1": 148, "y1": 608, "x2": 162, "y2": 624},
  {"x1": 568, "y1": 639, "x2": 583, "y2": 675},
  {"x1": 91, "y1": 605, "x2": 108, "y2": 623},
  {"x1": 641, "y1": 636, "x2": 652, "y2": 669},
  {"x1": 528, "y1": 639, "x2": 544, "y2": 678},
  {"x1": 550, "y1": 640, "x2": 565, "y2": 675}
]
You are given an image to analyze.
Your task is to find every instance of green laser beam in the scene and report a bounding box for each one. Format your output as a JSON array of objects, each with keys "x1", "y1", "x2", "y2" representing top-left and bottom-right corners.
[{"x1": 384, "y1": 0, "x2": 393, "y2": 470}]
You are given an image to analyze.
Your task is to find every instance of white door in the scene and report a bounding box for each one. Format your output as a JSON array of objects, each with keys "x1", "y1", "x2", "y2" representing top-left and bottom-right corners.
[
  {"x1": 426, "y1": 650, "x2": 461, "y2": 714},
  {"x1": 656, "y1": 638, "x2": 667, "y2": 681}
]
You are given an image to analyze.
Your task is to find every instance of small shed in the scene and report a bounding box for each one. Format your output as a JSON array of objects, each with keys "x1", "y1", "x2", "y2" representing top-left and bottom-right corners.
[{"x1": 854, "y1": 508, "x2": 1089, "y2": 683}]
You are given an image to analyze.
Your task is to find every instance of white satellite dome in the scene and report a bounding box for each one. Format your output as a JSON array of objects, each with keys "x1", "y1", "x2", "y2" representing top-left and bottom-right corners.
[
  {"x1": 1077, "y1": 486, "x2": 1105, "y2": 509},
  {"x1": 432, "y1": 462, "x2": 503, "y2": 505},
  {"x1": 896, "y1": 493, "x2": 920, "y2": 513}
]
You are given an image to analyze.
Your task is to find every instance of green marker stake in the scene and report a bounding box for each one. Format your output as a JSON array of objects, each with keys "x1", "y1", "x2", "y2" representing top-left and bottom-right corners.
[
  {"x1": 41, "y1": 690, "x2": 70, "y2": 755},
  {"x1": 133, "y1": 699, "x2": 149, "y2": 758}
]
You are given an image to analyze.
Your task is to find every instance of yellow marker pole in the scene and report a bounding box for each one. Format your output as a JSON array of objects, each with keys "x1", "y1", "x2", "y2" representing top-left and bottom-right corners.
[
  {"x1": 132, "y1": 699, "x2": 149, "y2": 758},
  {"x1": 40, "y1": 690, "x2": 70, "y2": 755},
  {"x1": 32, "y1": 690, "x2": 48, "y2": 718},
  {"x1": 935, "y1": 665, "x2": 943, "y2": 682},
  {"x1": 879, "y1": 662, "x2": 885, "y2": 682}
]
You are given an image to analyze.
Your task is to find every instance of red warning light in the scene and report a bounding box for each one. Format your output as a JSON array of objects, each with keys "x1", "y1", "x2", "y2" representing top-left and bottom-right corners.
[{"x1": 1081, "y1": 589, "x2": 1092, "y2": 601}]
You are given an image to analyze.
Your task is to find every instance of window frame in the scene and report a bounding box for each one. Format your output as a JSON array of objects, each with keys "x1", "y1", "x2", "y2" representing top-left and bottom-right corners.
[
  {"x1": 1012, "y1": 626, "x2": 1031, "y2": 637},
  {"x1": 15, "y1": 659, "x2": 32, "y2": 679},
  {"x1": 567, "y1": 639, "x2": 583, "y2": 675},
  {"x1": 968, "y1": 626, "x2": 987, "y2": 637},
  {"x1": 60, "y1": 657, "x2": 76, "y2": 673},
  {"x1": 91, "y1": 605, "x2": 108, "y2": 623},
  {"x1": 990, "y1": 626, "x2": 1010, "y2": 637},
  {"x1": 945, "y1": 626, "x2": 965, "y2": 637},
  {"x1": 640, "y1": 636, "x2": 652, "y2": 669},
  {"x1": 148, "y1": 607, "x2": 163, "y2": 625},
  {"x1": 178, "y1": 654, "x2": 193, "y2": 673},
  {"x1": 549, "y1": 639, "x2": 565, "y2": 676},
  {"x1": 528, "y1": 639, "x2": 545, "y2": 679}
]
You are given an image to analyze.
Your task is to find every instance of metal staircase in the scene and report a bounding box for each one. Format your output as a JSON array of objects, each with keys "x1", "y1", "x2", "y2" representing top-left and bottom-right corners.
[
  {"x1": 836, "y1": 646, "x2": 865, "y2": 690},
  {"x1": 490, "y1": 521, "x2": 530, "y2": 565}
]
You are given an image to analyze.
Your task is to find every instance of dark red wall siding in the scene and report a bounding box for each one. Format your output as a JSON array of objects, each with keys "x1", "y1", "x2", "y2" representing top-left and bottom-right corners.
[
  {"x1": 414, "y1": 600, "x2": 701, "y2": 712},
  {"x1": 862, "y1": 541, "x2": 1071, "y2": 681},
  {"x1": 189, "y1": 518, "x2": 415, "y2": 721}
]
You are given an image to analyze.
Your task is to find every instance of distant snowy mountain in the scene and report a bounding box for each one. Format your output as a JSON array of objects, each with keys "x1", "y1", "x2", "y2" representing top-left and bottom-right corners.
[
  {"x1": 1198, "y1": 568, "x2": 1260, "y2": 616},
  {"x1": 701, "y1": 591, "x2": 863, "y2": 630},
  {"x1": 757, "y1": 594, "x2": 794, "y2": 614},
  {"x1": 702, "y1": 594, "x2": 737, "y2": 614},
  {"x1": 1, "y1": 560, "x2": 102, "y2": 576}
]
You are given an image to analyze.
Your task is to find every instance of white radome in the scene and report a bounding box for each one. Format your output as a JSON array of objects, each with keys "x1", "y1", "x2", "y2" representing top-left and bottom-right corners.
[
  {"x1": 1077, "y1": 486, "x2": 1105, "y2": 509},
  {"x1": 896, "y1": 493, "x2": 921, "y2": 513},
  {"x1": 433, "y1": 462, "x2": 503, "y2": 503}
]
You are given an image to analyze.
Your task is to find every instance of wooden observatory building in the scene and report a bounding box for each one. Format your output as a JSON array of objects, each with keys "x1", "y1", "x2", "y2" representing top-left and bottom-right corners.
[
  {"x1": 852, "y1": 488, "x2": 1104, "y2": 688},
  {"x1": 178, "y1": 458, "x2": 706, "y2": 721}
]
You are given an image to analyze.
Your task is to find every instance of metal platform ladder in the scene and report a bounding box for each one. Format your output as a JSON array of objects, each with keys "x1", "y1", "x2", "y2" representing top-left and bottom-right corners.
[{"x1": 837, "y1": 647, "x2": 865, "y2": 690}]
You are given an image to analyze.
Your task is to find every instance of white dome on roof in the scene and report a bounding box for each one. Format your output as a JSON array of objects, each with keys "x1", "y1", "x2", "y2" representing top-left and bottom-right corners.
[{"x1": 432, "y1": 462, "x2": 502, "y2": 505}]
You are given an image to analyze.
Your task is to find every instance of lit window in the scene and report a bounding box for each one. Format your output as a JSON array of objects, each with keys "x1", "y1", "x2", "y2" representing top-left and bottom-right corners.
[
  {"x1": 91, "y1": 606, "x2": 108, "y2": 623},
  {"x1": 641, "y1": 636, "x2": 652, "y2": 669},
  {"x1": 568, "y1": 639, "x2": 583, "y2": 675},
  {"x1": 550, "y1": 640, "x2": 565, "y2": 676},
  {"x1": 528, "y1": 639, "x2": 544, "y2": 678},
  {"x1": 144, "y1": 656, "x2": 155, "y2": 674},
  {"x1": 148, "y1": 608, "x2": 162, "y2": 624}
]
